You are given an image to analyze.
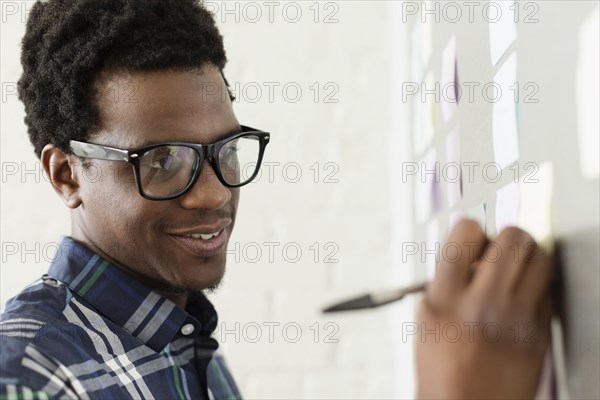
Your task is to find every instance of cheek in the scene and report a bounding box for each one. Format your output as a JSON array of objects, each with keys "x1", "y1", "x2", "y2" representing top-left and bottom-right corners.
[
  {"x1": 78, "y1": 167, "x2": 171, "y2": 268},
  {"x1": 229, "y1": 188, "x2": 240, "y2": 222},
  {"x1": 79, "y1": 164, "x2": 154, "y2": 233},
  {"x1": 231, "y1": 188, "x2": 240, "y2": 207},
  {"x1": 81, "y1": 166, "x2": 128, "y2": 210}
]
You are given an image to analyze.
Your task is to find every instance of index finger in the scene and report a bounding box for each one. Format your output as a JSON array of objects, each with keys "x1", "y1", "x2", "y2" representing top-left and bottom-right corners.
[
  {"x1": 470, "y1": 226, "x2": 537, "y2": 302},
  {"x1": 428, "y1": 219, "x2": 487, "y2": 308}
]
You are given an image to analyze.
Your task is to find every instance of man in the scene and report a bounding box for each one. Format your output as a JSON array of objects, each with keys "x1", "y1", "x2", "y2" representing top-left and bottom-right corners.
[
  {"x1": 2, "y1": 1, "x2": 251, "y2": 398},
  {"x1": 1, "y1": 0, "x2": 553, "y2": 399}
]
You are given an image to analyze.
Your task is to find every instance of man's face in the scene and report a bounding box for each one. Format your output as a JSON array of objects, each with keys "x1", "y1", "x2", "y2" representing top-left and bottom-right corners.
[{"x1": 73, "y1": 66, "x2": 240, "y2": 296}]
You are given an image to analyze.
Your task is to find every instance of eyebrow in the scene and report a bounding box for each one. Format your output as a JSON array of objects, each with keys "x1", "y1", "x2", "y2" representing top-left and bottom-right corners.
[{"x1": 134, "y1": 125, "x2": 242, "y2": 148}]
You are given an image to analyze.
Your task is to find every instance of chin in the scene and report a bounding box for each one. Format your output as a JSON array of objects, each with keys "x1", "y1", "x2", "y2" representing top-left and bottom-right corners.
[
  {"x1": 185, "y1": 270, "x2": 225, "y2": 293},
  {"x1": 199, "y1": 281, "x2": 223, "y2": 294}
]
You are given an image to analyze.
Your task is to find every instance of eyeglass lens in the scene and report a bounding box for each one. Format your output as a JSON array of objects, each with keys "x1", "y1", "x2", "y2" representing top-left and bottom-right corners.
[{"x1": 138, "y1": 135, "x2": 262, "y2": 198}]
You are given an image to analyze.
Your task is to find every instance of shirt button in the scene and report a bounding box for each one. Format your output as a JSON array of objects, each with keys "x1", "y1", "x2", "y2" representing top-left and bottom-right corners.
[
  {"x1": 181, "y1": 324, "x2": 195, "y2": 336},
  {"x1": 42, "y1": 276, "x2": 60, "y2": 288}
]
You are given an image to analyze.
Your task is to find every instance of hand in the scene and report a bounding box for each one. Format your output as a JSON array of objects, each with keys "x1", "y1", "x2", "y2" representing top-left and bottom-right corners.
[{"x1": 416, "y1": 219, "x2": 553, "y2": 399}]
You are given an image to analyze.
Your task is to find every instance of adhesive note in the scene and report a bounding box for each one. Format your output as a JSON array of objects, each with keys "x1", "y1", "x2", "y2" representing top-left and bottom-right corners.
[
  {"x1": 441, "y1": 35, "x2": 458, "y2": 122},
  {"x1": 426, "y1": 219, "x2": 439, "y2": 280},
  {"x1": 518, "y1": 161, "x2": 554, "y2": 252},
  {"x1": 534, "y1": 347, "x2": 555, "y2": 400},
  {"x1": 467, "y1": 203, "x2": 487, "y2": 233},
  {"x1": 413, "y1": 72, "x2": 436, "y2": 155},
  {"x1": 411, "y1": 26, "x2": 422, "y2": 81},
  {"x1": 448, "y1": 210, "x2": 465, "y2": 232},
  {"x1": 576, "y1": 6, "x2": 600, "y2": 179},
  {"x1": 492, "y1": 53, "x2": 519, "y2": 169},
  {"x1": 454, "y1": 58, "x2": 460, "y2": 105},
  {"x1": 446, "y1": 127, "x2": 462, "y2": 207},
  {"x1": 431, "y1": 172, "x2": 442, "y2": 215},
  {"x1": 427, "y1": 73, "x2": 437, "y2": 149},
  {"x1": 410, "y1": 20, "x2": 432, "y2": 79},
  {"x1": 411, "y1": 24, "x2": 422, "y2": 82},
  {"x1": 495, "y1": 181, "x2": 520, "y2": 234},
  {"x1": 415, "y1": 149, "x2": 437, "y2": 222},
  {"x1": 489, "y1": 0, "x2": 517, "y2": 65},
  {"x1": 414, "y1": 174, "x2": 429, "y2": 223},
  {"x1": 421, "y1": 20, "x2": 432, "y2": 68},
  {"x1": 551, "y1": 316, "x2": 570, "y2": 399},
  {"x1": 412, "y1": 97, "x2": 433, "y2": 155}
]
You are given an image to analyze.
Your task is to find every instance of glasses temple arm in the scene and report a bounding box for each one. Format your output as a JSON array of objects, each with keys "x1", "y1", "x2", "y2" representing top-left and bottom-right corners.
[{"x1": 69, "y1": 141, "x2": 130, "y2": 161}]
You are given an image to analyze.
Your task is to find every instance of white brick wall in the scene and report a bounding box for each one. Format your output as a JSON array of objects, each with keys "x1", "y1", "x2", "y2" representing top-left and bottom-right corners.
[{"x1": 209, "y1": 2, "x2": 415, "y2": 398}]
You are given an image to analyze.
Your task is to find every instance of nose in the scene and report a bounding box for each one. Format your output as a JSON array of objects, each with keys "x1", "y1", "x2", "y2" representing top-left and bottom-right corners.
[{"x1": 178, "y1": 159, "x2": 231, "y2": 210}]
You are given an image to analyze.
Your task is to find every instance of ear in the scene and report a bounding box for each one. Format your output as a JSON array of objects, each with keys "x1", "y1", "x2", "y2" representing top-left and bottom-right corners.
[{"x1": 40, "y1": 144, "x2": 82, "y2": 209}]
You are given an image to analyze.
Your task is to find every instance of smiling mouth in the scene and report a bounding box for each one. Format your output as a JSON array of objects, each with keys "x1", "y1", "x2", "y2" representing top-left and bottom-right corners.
[
  {"x1": 183, "y1": 231, "x2": 221, "y2": 240},
  {"x1": 169, "y1": 229, "x2": 227, "y2": 257}
]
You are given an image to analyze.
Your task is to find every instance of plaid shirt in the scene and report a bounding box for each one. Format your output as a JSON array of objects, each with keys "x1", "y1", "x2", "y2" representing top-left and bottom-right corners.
[{"x1": 0, "y1": 236, "x2": 241, "y2": 399}]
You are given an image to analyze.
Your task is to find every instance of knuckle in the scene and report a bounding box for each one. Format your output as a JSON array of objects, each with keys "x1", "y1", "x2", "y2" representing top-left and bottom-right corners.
[{"x1": 499, "y1": 226, "x2": 535, "y2": 245}]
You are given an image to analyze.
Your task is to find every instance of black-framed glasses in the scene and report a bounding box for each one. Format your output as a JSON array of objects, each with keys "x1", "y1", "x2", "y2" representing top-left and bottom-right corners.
[{"x1": 69, "y1": 125, "x2": 270, "y2": 200}]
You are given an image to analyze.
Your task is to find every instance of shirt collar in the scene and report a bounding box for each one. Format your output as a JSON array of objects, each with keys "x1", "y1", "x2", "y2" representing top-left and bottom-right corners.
[{"x1": 48, "y1": 236, "x2": 219, "y2": 352}]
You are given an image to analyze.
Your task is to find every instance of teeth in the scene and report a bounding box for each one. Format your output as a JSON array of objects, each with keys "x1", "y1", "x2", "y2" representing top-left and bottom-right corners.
[{"x1": 187, "y1": 231, "x2": 219, "y2": 240}]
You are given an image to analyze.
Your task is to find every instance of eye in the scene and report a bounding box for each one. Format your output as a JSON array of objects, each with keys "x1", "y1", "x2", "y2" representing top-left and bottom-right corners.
[
  {"x1": 141, "y1": 147, "x2": 183, "y2": 175},
  {"x1": 221, "y1": 140, "x2": 239, "y2": 157},
  {"x1": 149, "y1": 156, "x2": 172, "y2": 170}
]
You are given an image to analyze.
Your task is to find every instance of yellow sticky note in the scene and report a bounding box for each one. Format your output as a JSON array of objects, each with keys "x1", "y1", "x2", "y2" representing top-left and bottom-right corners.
[{"x1": 518, "y1": 161, "x2": 554, "y2": 252}]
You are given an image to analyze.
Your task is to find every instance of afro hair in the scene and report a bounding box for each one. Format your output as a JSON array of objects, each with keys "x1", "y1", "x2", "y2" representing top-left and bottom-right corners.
[{"x1": 18, "y1": 0, "x2": 230, "y2": 158}]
